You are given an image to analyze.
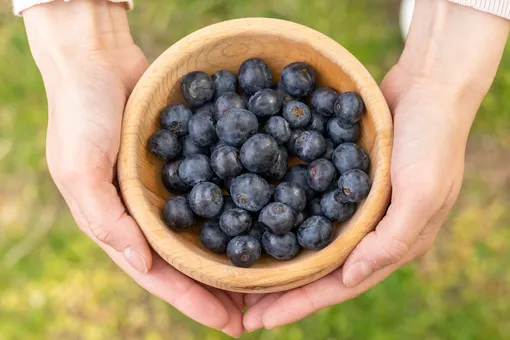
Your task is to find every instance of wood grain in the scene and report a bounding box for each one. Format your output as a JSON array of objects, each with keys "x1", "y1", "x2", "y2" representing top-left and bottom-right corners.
[{"x1": 118, "y1": 18, "x2": 393, "y2": 293}]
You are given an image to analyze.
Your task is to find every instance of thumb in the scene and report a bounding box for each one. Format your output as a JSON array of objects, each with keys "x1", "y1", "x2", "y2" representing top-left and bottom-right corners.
[{"x1": 342, "y1": 185, "x2": 440, "y2": 288}]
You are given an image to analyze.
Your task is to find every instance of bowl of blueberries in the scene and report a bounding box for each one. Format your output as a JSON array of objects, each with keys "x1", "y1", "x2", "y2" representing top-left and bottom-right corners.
[{"x1": 118, "y1": 18, "x2": 392, "y2": 293}]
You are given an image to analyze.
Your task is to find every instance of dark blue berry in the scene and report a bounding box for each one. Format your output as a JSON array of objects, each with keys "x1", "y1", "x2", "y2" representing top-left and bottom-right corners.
[
  {"x1": 188, "y1": 113, "x2": 217, "y2": 147},
  {"x1": 161, "y1": 159, "x2": 191, "y2": 194},
  {"x1": 220, "y1": 208, "x2": 252, "y2": 236},
  {"x1": 148, "y1": 130, "x2": 181, "y2": 160},
  {"x1": 323, "y1": 138, "x2": 335, "y2": 160},
  {"x1": 213, "y1": 92, "x2": 245, "y2": 122},
  {"x1": 281, "y1": 62, "x2": 316, "y2": 97},
  {"x1": 247, "y1": 221, "x2": 264, "y2": 242},
  {"x1": 178, "y1": 154, "x2": 213, "y2": 186},
  {"x1": 209, "y1": 139, "x2": 228, "y2": 154},
  {"x1": 211, "y1": 70, "x2": 237, "y2": 100},
  {"x1": 334, "y1": 92, "x2": 365, "y2": 125},
  {"x1": 163, "y1": 197, "x2": 195, "y2": 230},
  {"x1": 224, "y1": 176, "x2": 235, "y2": 195},
  {"x1": 264, "y1": 146, "x2": 288, "y2": 180},
  {"x1": 230, "y1": 173, "x2": 272, "y2": 212},
  {"x1": 332, "y1": 143, "x2": 369, "y2": 174},
  {"x1": 181, "y1": 71, "x2": 215, "y2": 107},
  {"x1": 306, "y1": 111, "x2": 328, "y2": 135},
  {"x1": 307, "y1": 158, "x2": 337, "y2": 192},
  {"x1": 293, "y1": 210, "x2": 309, "y2": 228},
  {"x1": 327, "y1": 118, "x2": 360, "y2": 144},
  {"x1": 181, "y1": 135, "x2": 210, "y2": 157},
  {"x1": 285, "y1": 128, "x2": 303, "y2": 155},
  {"x1": 259, "y1": 202, "x2": 296, "y2": 235},
  {"x1": 216, "y1": 109, "x2": 259, "y2": 147},
  {"x1": 248, "y1": 89, "x2": 282, "y2": 118},
  {"x1": 311, "y1": 87, "x2": 338, "y2": 117},
  {"x1": 297, "y1": 216, "x2": 334, "y2": 250},
  {"x1": 240, "y1": 133, "x2": 279, "y2": 173},
  {"x1": 295, "y1": 130, "x2": 326, "y2": 162},
  {"x1": 238, "y1": 58, "x2": 272, "y2": 95},
  {"x1": 262, "y1": 231, "x2": 300, "y2": 260},
  {"x1": 193, "y1": 101, "x2": 214, "y2": 117},
  {"x1": 188, "y1": 182, "x2": 224, "y2": 218},
  {"x1": 160, "y1": 104, "x2": 193, "y2": 136},
  {"x1": 227, "y1": 236, "x2": 261, "y2": 268},
  {"x1": 220, "y1": 196, "x2": 237, "y2": 214},
  {"x1": 306, "y1": 197, "x2": 324, "y2": 217},
  {"x1": 274, "y1": 182, "x2": 307, "y2": 212},
  {"x1": 283, "y1": 164, "x2": 318, "y2": 200},
  {"x1": 240, "y1": 91, "x2": 251, "y2": 106},
  {"x1": 338, "y1": 169, "x2": 371, "y2": 202},
  {"x1": 200, "y1": 221, "x2": 229, "y2": 253},
  {"x1": 320, "y1": 189, "x2": 356, "y2": 222},
  {"x1": 264, "y1": 116, "x2": 291, "y2": 145},
  {"x1": 211, "y1": 145, "x2": 244, "y2": 179},
  {"x1": 274, "y1": 82, "x2": 296, "y2": 105},
  {"x1": 282, "y1": 101, "x2": 312, "y2": 128}
]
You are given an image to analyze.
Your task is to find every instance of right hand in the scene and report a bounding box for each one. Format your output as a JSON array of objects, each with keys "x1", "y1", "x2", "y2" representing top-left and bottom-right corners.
[{"x1": 24, "y1": 1, "x2": 244, "y2": 337}]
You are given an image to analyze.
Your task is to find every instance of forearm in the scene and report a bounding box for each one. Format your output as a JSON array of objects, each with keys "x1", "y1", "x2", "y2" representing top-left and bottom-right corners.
[{"x1": 400, "y1": 0, "x2": 509, "y2": 102}]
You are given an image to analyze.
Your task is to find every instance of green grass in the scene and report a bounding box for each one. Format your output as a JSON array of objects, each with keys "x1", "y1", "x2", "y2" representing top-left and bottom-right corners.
[{"x1": 2, "y1": 1, "x2": 510, "y2": 339}]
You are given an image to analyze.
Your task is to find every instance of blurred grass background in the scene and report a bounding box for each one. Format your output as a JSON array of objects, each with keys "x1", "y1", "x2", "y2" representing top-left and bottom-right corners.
[{"x1": 1, "y1": 0, "x2": 510, "y2": 339}]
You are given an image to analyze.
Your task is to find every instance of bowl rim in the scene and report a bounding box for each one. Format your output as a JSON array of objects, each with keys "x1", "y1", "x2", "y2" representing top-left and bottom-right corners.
[{"x1": 119, "y1": 17, "x2": 393, "y2": 293}]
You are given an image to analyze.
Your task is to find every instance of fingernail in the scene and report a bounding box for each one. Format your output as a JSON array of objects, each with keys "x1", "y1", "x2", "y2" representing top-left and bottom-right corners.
[
  {"x1": 123, "y1": 247, "x2": 148, "y2": 274},
  {"x1": 343, "y1": 262, "x2": 373, "y2": 287}
]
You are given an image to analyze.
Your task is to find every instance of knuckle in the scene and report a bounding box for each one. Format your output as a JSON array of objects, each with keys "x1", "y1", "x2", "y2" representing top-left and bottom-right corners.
[
  {"x1": 378, "y1": 237, "x2": 410, "y2": 266},
  {"x1": 89, "y1": 222, "x2": 113, "y2": 245}
]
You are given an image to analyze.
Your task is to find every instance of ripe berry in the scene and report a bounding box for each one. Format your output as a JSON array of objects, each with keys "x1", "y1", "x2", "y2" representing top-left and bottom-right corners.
[
  {"x1": 161, "y1": 159, "x2": 191, "y2": 194},
  {"x1": 327, "y1": 118, "x2": 360, "y2": 144},
  {"x1": 334, "y1": 92, "x2": 365, "y2": 125},
  {"x1": 297, "y1": 216, "x2": 334, "y2": 250},
  {"x1": 188, "y1": 182, "x2": 224, "y2": 218},
  {"x1": 163, "y1": 197, "x2": 195, "y2": 230},
  {"x1": 220, "y1": 208, "x2": 252, "y2": 236},
  {"x1": 188, "y1": 113, "x2": 217, "y2": 147},
  {"x1": 295, "y1": 130, "x2": 326, "y2": 162},
  {"x1": 230, "y1": 173, "x2": 272, "y2": 212},
  {"x1": 320, "y1": 189, "x2": 356, "y2": 222},
  {"x1": 332, "y1": 142, "x2": 369, "y2": 174},
  {"x1": 259, "y1": 202, "x2": 296, "y2": 235},
  {"x1": 211, "y1": 145, "x2": 244, "y2": 179},
  {"x1": 181, "y1": 71, "x2": 215, "y2": 107},
  {"x1": 338, "y1": 169, "x2": 371, "y2": 202},
  {"x1": 200, "y1": 221, "x2": 229, "y2": 253},
  {"x1": 213, "y1": 92, "x2": 245, "y2": 122},
  {"x1": 227, "y1": 235, "x2": 261, "y2": 268},
  {"x1": 238, "y1": 58, "x2": 273, "y2": 95},
  {"x1": 240, "y1": 133, "x2": 279, "y2": 173},
  {"x1": 211, "y1": 70, "x2": 237, "y2": 100},
  {"x1": 281, "y1": 62, "x2": 316, "y2": 97},
  {"x1": 307, "y1": 158, "x2": 337, "y2": 192},
  {"x1": 160, "y1": 104, "x2": 193, "y2": 136},
  {"x1": 274, "y1": 182, "x2": 307, "y2": 212},
  {"x1": 264, "y1": 116, "x2": 292, "y2": 145},
  {"x1": 283, "y1": 164, "x2": 318, "y2": 200},
  {"x1": 262, "y1": 231, "x2": 300, "y2": 260},
  {"x1": 178, "y1": 154, "x2": 213, "y2": 186},
  {"x1": 148, "y1": 129, "x2": 181, "y2": 160},
  {"x1": 311, "y1": 87, "x2": 338, "y2": 117},
  {"x1": 216, "y1": 109, "x2": 259, "y2": 147},
  {"x1": 283, "y1": 101, "x2": 312, "y2": 128},
  {"x1": 248, "y1": 89, "x2": 282, "y2": 118}
]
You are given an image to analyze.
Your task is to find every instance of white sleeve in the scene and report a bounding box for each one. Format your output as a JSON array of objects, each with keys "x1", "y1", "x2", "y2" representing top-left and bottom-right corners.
[
  {"x1": 449, "y1": 0, "x2": 510, "y2": 19},
  {"x1": 12, "y1": 0, "x2": 134, "y2": 16}
]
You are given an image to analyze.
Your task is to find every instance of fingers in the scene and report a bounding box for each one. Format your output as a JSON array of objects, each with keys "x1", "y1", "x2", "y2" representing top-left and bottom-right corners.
[
  {"x1": 244, "y1": 294, "x2": 267, "y2": 307},
  {"x1": 243, "y1": 293, "x2": 285, "y2": 332},
  {"x1": 204, "y1": 287, "x2": 245, "y2": 338}
]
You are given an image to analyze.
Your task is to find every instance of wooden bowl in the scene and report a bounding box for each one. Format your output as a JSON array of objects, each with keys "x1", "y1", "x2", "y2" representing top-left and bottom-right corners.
[{"x1": 118, "y1": 18, "x2": 392, "y2": 293}]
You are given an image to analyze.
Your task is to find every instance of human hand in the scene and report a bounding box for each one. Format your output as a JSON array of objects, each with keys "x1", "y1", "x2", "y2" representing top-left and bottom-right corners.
[
  {"x1": 242, "y1": 0, "x2": 509, "y2": 331},
  {"x1": 24, "y1": 1, "x2": 244, "y2": 337}
]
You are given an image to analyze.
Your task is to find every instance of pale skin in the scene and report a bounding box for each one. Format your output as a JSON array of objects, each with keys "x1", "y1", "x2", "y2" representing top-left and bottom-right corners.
[{"x1": 23, "y1": 0, "x2": 509, "y2": 337}]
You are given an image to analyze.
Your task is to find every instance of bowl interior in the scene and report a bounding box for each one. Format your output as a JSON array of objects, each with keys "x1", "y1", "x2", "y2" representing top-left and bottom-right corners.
[{"x1": 120, "y1": 19, "x2": 391, "y2": 292}]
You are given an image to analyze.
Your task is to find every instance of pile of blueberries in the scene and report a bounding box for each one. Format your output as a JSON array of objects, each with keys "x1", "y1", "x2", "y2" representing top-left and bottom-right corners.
[{"x1": 148, "y1": 58, "x2": 371, "y2": 268}]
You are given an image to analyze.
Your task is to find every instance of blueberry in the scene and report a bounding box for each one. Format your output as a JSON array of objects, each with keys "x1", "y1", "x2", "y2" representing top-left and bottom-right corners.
[
  {"x1": 293, "y1": 210, "x2": 309, "y2": 228},
  {"x1": 247, "y1": 221, "x2": 265, "y2": 242},
  {"x1": 188, "y1": 182, "x2": 224, "y2": 218},
  {"x1": 323, "y1": 138, "x2": 335, "y2": 160},
  {"x1": 213, "y1": 92, "x2": 245, "y2": 122},
  {"x1": 334, "y1": 92, "x2": 365, "y2": 125},
  {"x1": 338, "y1": 169, "x2": 371, "y2": 202},
  {"x1": 178, "y1": 154, "x2": 213, "y2": 186},
  {"x1": 216, "y1": 109, "x2": 259, "y2": 147},
  {"x1": 219, "y1": 208, "x2": 252, "y2": 236},
  {"x1": 200, "y1": 221, "x2": 230, "y2": 253},
  {"x1": 240, "y1": 133, "x2": 279, "y2": 173},
  {"x1": 281, "y1": 62, "x2": 316, "y2": 97},
  {"x1": 181, "y1": 71, "x2": 215, "y2": 107},
  {"x1": 193, "y1": 101, "x2": 214, "y2": 117},
  {"x1": 220, "y1": 196, "x2": 238, "y2": 214},
  {"x1": 211, "y1": 145, "x2": 244, "y2": 179},
  {"x1": 160, "y1": 104, "x2": 193, "y2": 136},
  {"x1": 283, "y1": 164, "x2": 318, "y2": 200},
  {"x1": 264, "y1": 146, "x2": 288, "y2": 180},
  {"x1": 295, "y1": 130, "x2": 326, "y2": 162},
  {"x1": 211, "y1": 70, "x2": 237, "y2": 100},
  {"x1": 332, "y1": 143, "x2": 369, "y2": 174},
  {"x1": 248, "y1": 89, "x2": 282, "y2": 118},
  {"x1": 306, "y1": 111, "x2": 328, "y2": 135},
  {"x1": 327, "y1": 118, "x2": 360, "y2": 144},
  {"x1": 188, "y1": 113, "x2": 217, "y2": 147},
  {"x1": 148, "y1": 130, "x2": 182, "y2": 160},
  {"x1": 274, "y1": 182, "x2": 307, "y2": 212},
  {"x1": 161, "y1": 159, "x2": 191, "y2": 194},
  {"x1": 240, "y1": 91, "x2": 251, "y2": 106},
  {"x1": 259, "y1": 202, "x2": 296, "y2": 235},
  {"x1": 311, "y1": 87, "x2": 338, "y2": 117},
  {"x1": 209, "y1": 139, "x2": 228, "y2": 154},
  {"x1": 181, "y1": 135, "x2": 210, "y2": 157},
  {"x1": 285, "y1": 128, "x2": 303, "y2": 155},
  {"x1": 320, "y1": 189, "x2": 356, "y2": 222},
  {"x1": 307, "y1": 158, "x2": 337, "y2": 192},
  {"x1": 224, "y1": 176, "x2": 235, "y2": 195},
  {"x1": 282, "y1": 101, "x2": 312, "y2": 128},
  {"x1": 163, "y1": 197, "x2": 195, "y2": 230},
  {"x1": 274, "y1": 82, "x2": 296, "y2": 105},
  {"x1": 297, "y1": 216, "x2": 334, "y2": 250},
  {"x1": 230, "y1": 173, "x2": 272, "y2": 212},
  {"x1": 227, "y1": 235, "x2": 261, "y2": 268},
  {"x1": 262, "y1": 231, "x2": 300, "y2": 260},
  {"x1": 306, "y1": 197, "x2": 324, "y2": 216},
  {"x1": 263, "y1": 116, "x2": 291, "y2": 145},
  {"x1": 238, "y1": 58, "x2": 273, "y2": 95}
]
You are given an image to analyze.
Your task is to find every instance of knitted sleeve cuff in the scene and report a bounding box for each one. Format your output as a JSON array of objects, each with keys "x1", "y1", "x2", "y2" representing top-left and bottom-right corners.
[{"x1": 449, "y1": 0, "x2": 510, "y2": 19}]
